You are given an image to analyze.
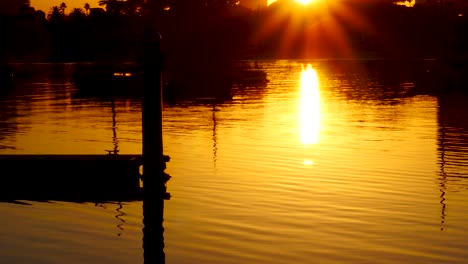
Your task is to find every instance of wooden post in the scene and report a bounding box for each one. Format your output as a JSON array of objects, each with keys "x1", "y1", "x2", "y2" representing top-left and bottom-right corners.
[
  {"x1": 141, "y1": 22, "x2": 164, "y2": 194},
  {"x1": 141, "y1": 20, "x2": 166, "y2": 264}
]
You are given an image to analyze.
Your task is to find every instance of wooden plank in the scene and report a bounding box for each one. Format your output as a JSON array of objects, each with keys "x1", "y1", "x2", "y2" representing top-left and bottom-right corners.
[
  {"x1": 0, "y1": 154, "x2": 142, "y2": 163},
  {"x1": 0, "y1": 154, "x2": 143, "y2": 202}
]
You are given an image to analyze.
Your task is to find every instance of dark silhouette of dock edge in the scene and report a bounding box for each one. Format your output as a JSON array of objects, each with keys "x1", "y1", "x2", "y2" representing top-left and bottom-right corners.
[{"x1": 0, "y1": 154, "x2": 143, "y2": 202}]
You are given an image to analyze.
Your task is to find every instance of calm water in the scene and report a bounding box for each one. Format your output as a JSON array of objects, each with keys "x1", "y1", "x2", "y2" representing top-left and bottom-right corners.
[{"x1": 1, "y1": 60, "x2": 468, "y2": 264}]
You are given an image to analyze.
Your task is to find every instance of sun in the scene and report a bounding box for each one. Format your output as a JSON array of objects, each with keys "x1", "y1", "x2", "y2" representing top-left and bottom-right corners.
[
  {"x1": 294, "y1": 0, "x2": 315, "y2": 5},
  {"x1": 260, "y1": 0, "x2": 376, "y2": 59}
]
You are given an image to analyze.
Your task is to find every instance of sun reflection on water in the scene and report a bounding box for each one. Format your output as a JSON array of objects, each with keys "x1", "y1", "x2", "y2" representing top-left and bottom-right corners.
[{"x1": 299, "y1": 64, "x2": 321, "y2": 145}]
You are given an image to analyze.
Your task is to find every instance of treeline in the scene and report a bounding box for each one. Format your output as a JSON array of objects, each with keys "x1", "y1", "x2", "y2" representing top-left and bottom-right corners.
[
  {"x1": 0, "y1": 4, "x2": 148, "y2": 62},
  {"x1": 1, "y1": 0, "x2": 467, "y2": 63}
]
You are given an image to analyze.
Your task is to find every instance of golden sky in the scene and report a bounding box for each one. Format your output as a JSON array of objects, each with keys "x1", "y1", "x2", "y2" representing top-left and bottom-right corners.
[
  {"x1": 31, "y1": 0, "x2": 419, "y2": 13},
  {"x1": 31, "y1": 0, "x2": 100, "y2": 13}
]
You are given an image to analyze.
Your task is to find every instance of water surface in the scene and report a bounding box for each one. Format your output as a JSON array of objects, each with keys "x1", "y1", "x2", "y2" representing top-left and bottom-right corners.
[{"x1": 1, "y1": 60, "x2": 468, "y2": 264}]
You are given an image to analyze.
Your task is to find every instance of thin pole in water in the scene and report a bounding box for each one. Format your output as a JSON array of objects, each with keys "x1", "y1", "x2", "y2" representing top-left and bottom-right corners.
[{"x1": 140, "y1": 5, "x2": 166, "y2": 263}]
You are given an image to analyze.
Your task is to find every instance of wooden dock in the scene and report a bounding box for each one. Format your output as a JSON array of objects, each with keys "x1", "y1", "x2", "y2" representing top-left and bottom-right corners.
[{"x1": 0, "y1": 154, "x2": 143, "y2": 202}]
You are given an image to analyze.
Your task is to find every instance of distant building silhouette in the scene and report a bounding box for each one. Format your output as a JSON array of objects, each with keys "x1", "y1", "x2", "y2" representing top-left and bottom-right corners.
[
  {"x1": 240, "y1": 0, "x2": 267, "y2": 10},
  {"x1": 0, "y1": 0, "x2": 30, "y2": 16}
]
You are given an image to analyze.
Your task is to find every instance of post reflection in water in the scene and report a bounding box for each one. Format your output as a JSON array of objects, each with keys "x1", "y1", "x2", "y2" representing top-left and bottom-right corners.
[
  {"x1": 143, "y1": 197, "x2": 165, "y2": 264},
  {"x1": 212, "y1": 103, "x2": 218, "y2": 168},
  {"x1": 437, "y1": 94, "x2": 468, "y2": 231},
  {"x1": 94, "y1": 202, "x2": 128, "y2": 237},
  {"x1": 115, "y1": 202, "x2": 126, "y2": 237},
  {"x1": 299, "y1": 64, "x2": 321, "y2": 165}
]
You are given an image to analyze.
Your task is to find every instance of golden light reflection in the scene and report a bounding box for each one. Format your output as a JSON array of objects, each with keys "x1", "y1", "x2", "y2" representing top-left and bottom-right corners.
[
  {"x1": 113, "y1": 72, "x2": 132, "y2": 77},
  {"x1": 394, "y1": 0, "x2": 415, "y2": 7},
  {"x1": 299, "y1": 64, "x2": 321, "y2": 145}
]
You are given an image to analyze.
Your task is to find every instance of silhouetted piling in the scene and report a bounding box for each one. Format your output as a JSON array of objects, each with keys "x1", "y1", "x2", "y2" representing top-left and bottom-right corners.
[
  {"x1": 141, "y1": 22, "x2": 164, "y2": 196},
  {"x1": 140, "y1": 21, "x2": 166, "y2": 264}
]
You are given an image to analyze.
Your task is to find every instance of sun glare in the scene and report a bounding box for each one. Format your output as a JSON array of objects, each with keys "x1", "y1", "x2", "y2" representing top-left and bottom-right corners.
[
  {"x1": 299, "y1": 64, "x2": 321, "y2": 145},
  {"x1": 259, "y1": 0, "x2": 377, "y2": 59},
  {"x1": 295, "y1": 0, "x2": 314, "y2": 5}
]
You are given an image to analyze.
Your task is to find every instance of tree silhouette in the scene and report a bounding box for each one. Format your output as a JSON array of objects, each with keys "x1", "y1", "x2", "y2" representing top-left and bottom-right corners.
[
  {"x1": 58, "y1": 2, "x2": 67, "y2": 14},
  {"x1": 84, "y1": 3, "x2": 91, "y2": 15},
  {"x1": 48, "y1": 6, "x2": 64, "y2": 23},
  {"x1": 0, "y1": 0, "x2": 30, "y2": 16},
  {"x1": 69, "y1": 8, "x2": 86, "y2": 22},
  {"x1": 47, "y1": 5, "x2": 67, "y2": 61},
  {"x1": 1, "y1": 0, "x2": 455, "y2": 62}
]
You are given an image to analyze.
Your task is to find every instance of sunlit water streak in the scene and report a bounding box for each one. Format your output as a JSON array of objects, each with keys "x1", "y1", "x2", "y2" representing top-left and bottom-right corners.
[
  {"x1": 1, "y1": 61, "x2": 468, "y2": 264},
  {"x1": 299, "y1": 63, "x2": 321, "y2": 145}
]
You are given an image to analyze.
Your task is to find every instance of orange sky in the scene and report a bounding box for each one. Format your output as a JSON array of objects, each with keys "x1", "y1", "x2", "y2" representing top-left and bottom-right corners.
[
  {"x1": 31, "y1": 0, "x2": 421, "y2": 13},
  {"x1": 31, "y1": 0, "x2": 100, "y2": 13}
]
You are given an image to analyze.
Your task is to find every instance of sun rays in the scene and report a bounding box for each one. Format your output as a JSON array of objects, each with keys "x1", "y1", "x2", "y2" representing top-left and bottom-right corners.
[{"x1": 255, "y1": 1, "x2": 377, "y2": 59}]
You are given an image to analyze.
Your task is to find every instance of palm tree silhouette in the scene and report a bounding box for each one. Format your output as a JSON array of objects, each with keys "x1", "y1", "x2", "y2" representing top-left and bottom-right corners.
[
  {"x1": 48, "y1": 6, "x2": 64, "y2": 23},
  {"x1": 69, "y1": 8, "x2": 86, "y2": 22},
  {"x1": 84, "y1": 3, "x2": 91, "y2": 15},
  {"x1": 59, "y1": 2, "x2": 67, "y2": 14}
]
